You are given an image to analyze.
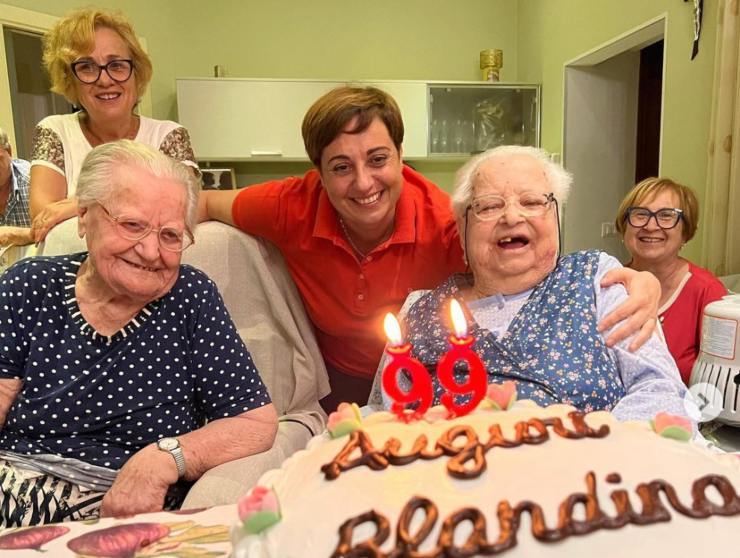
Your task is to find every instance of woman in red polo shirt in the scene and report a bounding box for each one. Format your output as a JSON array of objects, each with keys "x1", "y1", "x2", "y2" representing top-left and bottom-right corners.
[{"x1": 198, "y1": 86, "x2": 661, "y2": 411}]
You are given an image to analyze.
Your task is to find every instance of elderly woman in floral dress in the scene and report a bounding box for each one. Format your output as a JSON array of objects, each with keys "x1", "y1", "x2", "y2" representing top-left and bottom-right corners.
[{"x1": 401, "y1": 146, "x2": 689, "y2": 423}]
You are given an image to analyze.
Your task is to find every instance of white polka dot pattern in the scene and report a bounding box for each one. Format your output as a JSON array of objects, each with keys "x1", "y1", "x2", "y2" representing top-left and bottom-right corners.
[{"x1": 0, "y1": 253, "x2": 270, "y2": 469}]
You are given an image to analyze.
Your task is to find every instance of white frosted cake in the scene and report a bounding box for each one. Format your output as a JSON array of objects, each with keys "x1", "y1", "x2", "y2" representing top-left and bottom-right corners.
[{"x1": 232, "y1": 401, "x2": 740, "y2": 557}]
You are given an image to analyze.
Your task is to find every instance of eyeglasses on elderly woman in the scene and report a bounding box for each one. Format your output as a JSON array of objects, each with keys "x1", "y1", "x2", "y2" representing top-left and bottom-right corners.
[
  {"x1": 468, "y1": 192, "x2": 555, "y2": 221},
  {"x1": 98, "y1": 203, "x2": 194, "y2": 252},
  {"x1": 71, "y1": 59, "x2": 134, "y2": 84},
  {"x1": 625, "y1": 207, "x2": 684, "y2": 230}
]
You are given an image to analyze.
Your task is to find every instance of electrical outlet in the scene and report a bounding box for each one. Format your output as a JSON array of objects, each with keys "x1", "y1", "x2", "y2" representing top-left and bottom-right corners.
[{"x1": 601, "y1": 222, "x2": 617, "y2": 238}]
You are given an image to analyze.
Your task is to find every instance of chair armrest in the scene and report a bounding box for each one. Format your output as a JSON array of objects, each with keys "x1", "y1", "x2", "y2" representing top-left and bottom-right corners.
[{"x1": 181, "y1": 417, "x2": 318, "y2": 509}]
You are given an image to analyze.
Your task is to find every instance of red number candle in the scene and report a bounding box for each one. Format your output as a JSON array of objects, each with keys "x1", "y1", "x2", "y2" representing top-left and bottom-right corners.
[
  {"x1": 382, "y1": 313, "x2": 433, "y2": 422},
  {"x1": 436, "y1": 299, "x2": 487, "y2": 417}
]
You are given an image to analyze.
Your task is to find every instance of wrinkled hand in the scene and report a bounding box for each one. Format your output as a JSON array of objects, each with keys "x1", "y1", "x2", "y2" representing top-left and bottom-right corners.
[
  {"x1": 100, "y1": 445, "x2": 178, "y2": 518},
  {"x1": 31, "y1": 199, "x2": 77, "y2": 244},
  {"x1": 0, "y1": 378, "x2": 22, "y2": 429},
  {"x1": 0, "y1": 226, "x2": 33, "y2": 247},
  {"x1": 598, "y1": 268, "x2": 660, "y2": 351}
]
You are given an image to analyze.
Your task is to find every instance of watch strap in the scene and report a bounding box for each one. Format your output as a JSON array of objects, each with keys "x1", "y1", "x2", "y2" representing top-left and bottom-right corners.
[
  {"x1": 158, "y1": 438, "x2": 186, "y2": 478},
  {"x1": 169, "y1": 445, "x2": 186, "y2": 478}
]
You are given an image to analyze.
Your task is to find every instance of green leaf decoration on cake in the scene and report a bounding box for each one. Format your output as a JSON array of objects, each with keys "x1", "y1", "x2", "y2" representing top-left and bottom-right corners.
[
  {"x1": 650, "y1": 412, "x2": 692, "y2": 442},
  {"x1": 482, "y1": 381, "x2": 517, "y2": 411},
  {"x1": 327, "y1": 402, "x2": 363, "y2": 438},
  {"x1": 238, "y1": 486, "x2": 281, "y2": 535}
]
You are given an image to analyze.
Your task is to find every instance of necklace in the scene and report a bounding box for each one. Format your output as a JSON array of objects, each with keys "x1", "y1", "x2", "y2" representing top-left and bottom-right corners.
[{"x1": 339, "y1": 218, "x2": 367, "y2": 260}]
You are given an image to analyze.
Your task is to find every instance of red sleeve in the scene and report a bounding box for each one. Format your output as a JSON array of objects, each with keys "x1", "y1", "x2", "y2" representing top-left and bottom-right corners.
[
  {"x1": 700, "y1": 275, "x2": 728, "y2": 308},
  {"x1": 231, "y1": 177, "x2": 302, "y2": 244},
  {"x1": 443, "y1": 216, "x2": 465, "y2": 273},
  {"x1": 696, "y1": 268, "x2": 728, "y2": 338}
]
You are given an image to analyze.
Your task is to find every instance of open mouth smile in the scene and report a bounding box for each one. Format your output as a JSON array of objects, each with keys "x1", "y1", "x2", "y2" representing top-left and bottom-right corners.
[
  {"x1": 95, "y1": 92, "x2": 121, "y2": 101},
  {"x1": 498, "y1": 236, "x2": 530, "y2": 249},
  {"x1": 637, "y1": 236, "x2": 665, "y2": 244},
  {"x1": 352, "y1": 191, "x2": 383, "y2": 206}
]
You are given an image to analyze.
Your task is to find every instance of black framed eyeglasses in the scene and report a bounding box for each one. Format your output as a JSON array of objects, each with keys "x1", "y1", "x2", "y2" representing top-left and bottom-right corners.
[
  {"x1": 71, "y1": 59, "x2": 134, "y2": 84},
  {"x1": 98, "y1": 203, "x2": 194, "y2": 252},
  {"x1": 625, "y1": 206, "x2": 684, "y2": 230},
  {"x1": 468, "y1": 192, "x2": 555, "y2": 222}
]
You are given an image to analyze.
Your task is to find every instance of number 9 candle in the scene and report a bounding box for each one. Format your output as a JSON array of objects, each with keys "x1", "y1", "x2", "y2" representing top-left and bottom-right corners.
[
  {"x1": 436, "y1": 299, "x2": 487, "y2": 417},
  {"x1": 382, "y1": 313, "x2": 433, "y2": 422}
]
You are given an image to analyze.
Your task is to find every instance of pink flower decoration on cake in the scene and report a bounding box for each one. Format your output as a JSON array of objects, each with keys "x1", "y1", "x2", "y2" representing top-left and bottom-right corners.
[
  {"x1": 237, "y1": 486, "x2": 281, "y2": 534},
  {"x1": 482, "y1": 381, "x2": 518, "y2": 411},
  {"x1": 327, "y1": 402, "x2": 363, "y2": 439},
  {"x1": 650, "y1": 412, "x2": 692, "y2": 442},
  {"x1": 423, "y1": 406, "x2": 450, "y2": 424}
]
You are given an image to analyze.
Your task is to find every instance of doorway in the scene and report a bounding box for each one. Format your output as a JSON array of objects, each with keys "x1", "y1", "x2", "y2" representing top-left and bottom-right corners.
[
  {"x1": 562, "y1": 16, "x2": 666, "y2": 262},
  {"x1": 3, "y1": 26, "x2": 70, "y2": 159}
]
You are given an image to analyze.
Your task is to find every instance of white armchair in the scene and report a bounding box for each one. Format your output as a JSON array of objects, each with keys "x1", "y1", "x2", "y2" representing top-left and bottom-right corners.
[
  {"x1": 39, "y1": 219, "x2": 330, "y2": 508},
  {"x1": 181, "y1": 222, "x2": 329, "y2": 507}
]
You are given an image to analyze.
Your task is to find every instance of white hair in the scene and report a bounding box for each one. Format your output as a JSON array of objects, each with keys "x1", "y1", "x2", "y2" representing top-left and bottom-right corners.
[
  {"x1": 0, "y1": 127, "x2": 10, "y2": 151},
  {"x1": 76, "y1": 139, "x2": 199, "y2": 230},
  {"x1": 450, "y1": 145, "x2": 572, "y2": 220}
]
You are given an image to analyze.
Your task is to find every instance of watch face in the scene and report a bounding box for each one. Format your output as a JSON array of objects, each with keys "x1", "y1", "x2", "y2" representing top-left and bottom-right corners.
[{"x1": 158, "y1": 438, "x2": 179, "y2": 451}]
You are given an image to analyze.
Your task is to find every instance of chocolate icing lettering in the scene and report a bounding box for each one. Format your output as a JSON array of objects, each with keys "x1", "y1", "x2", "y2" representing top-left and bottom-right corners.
[
  {"x1": 331, "y1": 473, "x2": 740, "y2": 557},
  {"x1": 322, "y1": 412, "x2": 609, "y2": 481}
]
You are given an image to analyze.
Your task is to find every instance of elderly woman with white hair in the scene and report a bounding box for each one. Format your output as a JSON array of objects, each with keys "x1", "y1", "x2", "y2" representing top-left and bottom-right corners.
[
  {"x1": 0, "y1": 140, "x2": 277, "y2": 527},
  {"x1": 402, "y1": 145, "x2": 690, "y2": 423}
]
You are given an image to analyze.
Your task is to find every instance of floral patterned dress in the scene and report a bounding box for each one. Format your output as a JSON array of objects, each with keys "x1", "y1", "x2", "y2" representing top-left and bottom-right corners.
[{"x1": 406, "y1": 250, "x2": 626, "y2": 413}]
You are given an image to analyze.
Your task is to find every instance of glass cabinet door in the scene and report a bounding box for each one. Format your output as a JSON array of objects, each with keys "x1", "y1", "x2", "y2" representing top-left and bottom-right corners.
[{"x1": 428, "y1": 84, "x2": 539, "y2": 156}]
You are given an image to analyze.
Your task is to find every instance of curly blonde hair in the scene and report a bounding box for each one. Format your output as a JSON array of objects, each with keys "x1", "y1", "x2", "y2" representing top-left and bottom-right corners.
[{"x1": 43, "y1": 8, "x2": 153, "y2": 107}]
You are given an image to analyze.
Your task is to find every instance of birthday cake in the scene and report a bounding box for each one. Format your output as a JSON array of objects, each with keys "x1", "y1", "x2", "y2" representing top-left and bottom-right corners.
[{"x1": 231, "y1": 400, "x2": 740, "y2": 557}]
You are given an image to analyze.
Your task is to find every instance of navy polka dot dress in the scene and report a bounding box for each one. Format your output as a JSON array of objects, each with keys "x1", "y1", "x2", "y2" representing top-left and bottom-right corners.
[{"x1": 0, "y1": 253, "x2": 271, "y2": 470}]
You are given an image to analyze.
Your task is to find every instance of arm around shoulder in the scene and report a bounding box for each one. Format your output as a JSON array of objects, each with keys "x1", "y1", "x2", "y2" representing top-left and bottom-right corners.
[
  {"x1": 197, "y1": 188, "x2": 241, "y2": 225},
  {"x1": 29, "y1": 165, "x2": 67, "y2": 219},
  {"x1": 598, "y1": 264, "x2": 660, "y2": 351}
]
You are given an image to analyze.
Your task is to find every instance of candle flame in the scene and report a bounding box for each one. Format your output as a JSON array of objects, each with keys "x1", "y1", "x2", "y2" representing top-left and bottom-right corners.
[
  {"x1": 450, "y1": 299, "x2": 467, "y2": 339},
  {"x1": 384, "y1": 313, "x2": 404, "y2": 346}
]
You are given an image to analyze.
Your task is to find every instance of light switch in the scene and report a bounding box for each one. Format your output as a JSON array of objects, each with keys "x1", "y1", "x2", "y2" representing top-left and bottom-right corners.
[{"x1": 601, "y1": 222, "x2": 617, "y2": 238}]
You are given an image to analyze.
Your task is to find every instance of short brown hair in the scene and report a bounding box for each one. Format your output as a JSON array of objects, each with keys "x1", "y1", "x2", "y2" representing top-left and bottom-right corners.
[
  {"x1": 615, "y1": 177, "x2": 699, "y2": 241},
  {"x1": 43, "y1": 8, "x2": 153, "y2": 106},
  {"x1": 301, "y1": 86, "x2": 404, "y2": 167}
]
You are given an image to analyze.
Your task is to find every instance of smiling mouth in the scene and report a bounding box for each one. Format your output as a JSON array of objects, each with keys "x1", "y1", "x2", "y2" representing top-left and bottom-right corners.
[
  {"x1": 96, "y1": 92, "x2": 121, "y2": 101},
  {"x1": 498, "y1": 236, "x2": 530, "y2": 249},
  {"x1": 637, "y1": 237, "x2": 665, "y2": 243},
  {"x1": 124, "y1": 259, "x2": 158, "y2": 272},
  {"x1": 353, "y1": 191, "x2": 382, "y2": 205}
]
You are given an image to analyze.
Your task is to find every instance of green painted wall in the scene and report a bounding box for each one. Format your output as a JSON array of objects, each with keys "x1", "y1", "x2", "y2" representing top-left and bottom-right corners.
[
  {"x1": 516, "y1": 0, "x2": 717, "y2": 262},
  {"x1": 4, "y1": 0, "x2": 518, "y2": 191},
  {"x1": 5, "y1": 1, "x2": 720, "y2": 262}
]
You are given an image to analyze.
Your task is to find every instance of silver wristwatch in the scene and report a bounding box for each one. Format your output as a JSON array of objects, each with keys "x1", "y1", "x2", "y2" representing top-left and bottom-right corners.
[{"x1": 157, "y1": 437, "x2": 186, "y2": 478}]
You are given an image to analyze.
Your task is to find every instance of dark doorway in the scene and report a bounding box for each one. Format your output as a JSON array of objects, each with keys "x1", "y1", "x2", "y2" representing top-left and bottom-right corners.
[
  {"x1": 634, "y1": 40, "x2": 663, "y2": 183},
  {"x1": 3, "y1": 27, "x2": 70, "y2": 159}
]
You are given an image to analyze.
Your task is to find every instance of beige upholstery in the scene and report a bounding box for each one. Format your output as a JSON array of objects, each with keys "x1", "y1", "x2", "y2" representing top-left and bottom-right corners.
[
  {"x1": 39, "y1": 219, "x2": 330, "y2": 508},
  {"x1": 367, "y1": 290, "x2": 428, "y2": 410}
]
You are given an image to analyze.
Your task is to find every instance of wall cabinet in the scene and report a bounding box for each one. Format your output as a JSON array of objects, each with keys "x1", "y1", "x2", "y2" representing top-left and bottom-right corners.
[
  {"x1": 176, "y1": 78, "x2": 539, "y2": 162},
  {"x1": 428, "y1": 84, "x2": 539, "y2": 156}
]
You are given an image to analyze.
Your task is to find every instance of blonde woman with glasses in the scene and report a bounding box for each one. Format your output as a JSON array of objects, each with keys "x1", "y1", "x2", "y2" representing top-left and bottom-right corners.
[{"x1": 29, "y1": 8, "x2": 198, "y2": 244}]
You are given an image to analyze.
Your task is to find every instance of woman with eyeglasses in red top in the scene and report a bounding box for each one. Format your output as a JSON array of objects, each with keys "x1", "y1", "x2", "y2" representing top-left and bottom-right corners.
[{"x1": 616, "y1": 177, "x2": 727, "y2": 384}]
